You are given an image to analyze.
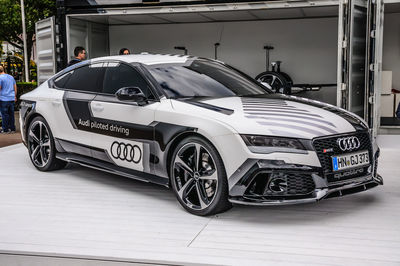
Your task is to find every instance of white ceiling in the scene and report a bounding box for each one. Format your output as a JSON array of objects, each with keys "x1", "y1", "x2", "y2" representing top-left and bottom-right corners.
[{"x1": 71, "y1": 6, "x2": 341, "y2": 25}]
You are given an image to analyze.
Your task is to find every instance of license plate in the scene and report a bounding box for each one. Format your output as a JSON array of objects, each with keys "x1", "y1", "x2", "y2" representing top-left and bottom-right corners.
[{"x1": 332, "y1": 150, "x2": 369, "y2": 171}]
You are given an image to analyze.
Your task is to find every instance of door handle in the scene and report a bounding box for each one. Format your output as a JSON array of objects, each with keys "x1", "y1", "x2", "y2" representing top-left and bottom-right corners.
[
  {"x1": 92, "y1": 104, "x2": 104, "y2": 112},
  {"x1": 52, "y1": 100, "x2": 62, "y2": 106}
]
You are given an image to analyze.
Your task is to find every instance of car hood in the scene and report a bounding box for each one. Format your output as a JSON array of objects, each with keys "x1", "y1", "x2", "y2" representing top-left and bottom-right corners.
[{"x1": 174, "y1": 94, "x2": 368, "y2": 139}]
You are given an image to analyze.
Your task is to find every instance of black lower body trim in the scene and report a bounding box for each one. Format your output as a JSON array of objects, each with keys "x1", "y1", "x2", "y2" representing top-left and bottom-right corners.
[
  {"x1": 55, "y1": 138, "x2": 112, "y2": 163},
  {"x1": 56, "y1": 152, "x2": 169, "y2": 187}
]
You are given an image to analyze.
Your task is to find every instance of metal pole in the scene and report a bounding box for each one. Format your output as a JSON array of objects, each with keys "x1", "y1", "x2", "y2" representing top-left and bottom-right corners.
[
  {"x1": 20, "y1": 0, "x2": 29, "y2": 82},
  {"x1": 214, "y1": 43, "x2": 220, "y2": 60}
]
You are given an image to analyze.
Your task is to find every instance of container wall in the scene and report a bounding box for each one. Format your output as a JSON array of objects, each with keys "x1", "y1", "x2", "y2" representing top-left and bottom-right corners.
[
  {"x1": 382, "y1": 13, "x2": 400, "y2": 91},
  {"x1": 68, "y1": 18, "x2": 109, "y2": 61},
  {"x1": 109, "y1": 18, "x2": 338, "y2": 84}
]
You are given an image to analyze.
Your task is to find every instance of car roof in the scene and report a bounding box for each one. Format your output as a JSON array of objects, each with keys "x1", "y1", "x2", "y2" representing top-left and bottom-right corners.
[{"x1": 91, "y1": 53, "x2": 195, "y2": 65}]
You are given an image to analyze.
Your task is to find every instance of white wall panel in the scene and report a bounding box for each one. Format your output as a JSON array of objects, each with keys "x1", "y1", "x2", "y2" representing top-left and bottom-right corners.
[
  {"x1": 380, "y1": 94, "x2": 394, "y2": 117},
  {"x1": 383, "y1": 13, "x2": 400, "y2": 91},
  {"x1": 109, "y1": 18, "x2": 338, "y2": 85},
  {"x1": 69, "y1": 19, "x2": 88, "y2": 60},
  {"x1": 68, "y1": 18, "x2": 109, "y2": 61}
]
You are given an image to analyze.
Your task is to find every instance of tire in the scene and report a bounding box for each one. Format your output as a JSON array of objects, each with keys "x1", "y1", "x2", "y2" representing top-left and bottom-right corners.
[
  {"x1": 279, "y1": 71, "x2": 294, "y2": 88},
  {"x1": 170, "y1": 136, "x2": 232, "y2": 216},
  {"x1": 255, "y1": 71, "x2": 291, "y2": 94},
  {"x1": 27, "y1": 116, "x2": 67, "y2": 171}
]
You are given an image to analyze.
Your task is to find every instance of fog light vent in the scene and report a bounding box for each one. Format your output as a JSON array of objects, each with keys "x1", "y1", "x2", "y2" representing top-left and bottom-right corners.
[
  {"x1": 264, "y1": 173, "x2": 315, "y2": 196},
  {"x1": 268, "y1": 176, "x2": 288, "y2": 193}
]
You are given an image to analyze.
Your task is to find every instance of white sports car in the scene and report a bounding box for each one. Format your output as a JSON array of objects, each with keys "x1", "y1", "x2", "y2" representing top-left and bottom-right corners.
[{"x1": 20, "y1": 54, "x2": 383, "y2": 215}]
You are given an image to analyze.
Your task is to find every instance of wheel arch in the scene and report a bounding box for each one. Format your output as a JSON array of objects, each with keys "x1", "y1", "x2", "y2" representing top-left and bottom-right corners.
[
  {"x1": 165, "y1": 131, "x2": 226, "y2": 185},
  {"x1": 23, "y1": 112, "x2": 44, "y2": 144}
]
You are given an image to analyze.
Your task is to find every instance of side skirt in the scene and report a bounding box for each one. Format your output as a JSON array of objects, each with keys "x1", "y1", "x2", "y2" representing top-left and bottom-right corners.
[{"x1": 56, "y1": 152, "x2": 169, "y2": 187}]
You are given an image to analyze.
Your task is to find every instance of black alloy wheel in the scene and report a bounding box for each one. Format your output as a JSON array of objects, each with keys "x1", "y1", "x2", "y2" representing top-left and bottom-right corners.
[
  {"x1": 27, "y1": 116, "x2": 67, "y2": 171},
  {"x1": 170, "y1": 136, "x2": 231, "y2": 216}
]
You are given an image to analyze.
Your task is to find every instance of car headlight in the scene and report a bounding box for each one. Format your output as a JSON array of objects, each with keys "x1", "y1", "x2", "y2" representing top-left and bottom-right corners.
[{"x1": 241, "y1": 135, "x2": 311, "y2": 154}]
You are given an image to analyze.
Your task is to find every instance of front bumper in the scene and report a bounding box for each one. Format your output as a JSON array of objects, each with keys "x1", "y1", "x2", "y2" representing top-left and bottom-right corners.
[
  {"x1": 229, "y1": 174, "x2": 383, "y2": 206},
  {"x1": 228, "y1": 154, "x2": 383, "y2": 206}
]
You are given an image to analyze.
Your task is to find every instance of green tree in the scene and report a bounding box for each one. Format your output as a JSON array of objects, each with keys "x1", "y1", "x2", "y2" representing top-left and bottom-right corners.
[{"x1": 0, "y1": 0, "x2": 56, "y2": 71}]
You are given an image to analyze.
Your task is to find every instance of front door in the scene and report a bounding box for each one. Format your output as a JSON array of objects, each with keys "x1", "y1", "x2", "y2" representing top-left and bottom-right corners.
[{"x1": 90, "y1": 62, "x2": 160, "y2": 174}]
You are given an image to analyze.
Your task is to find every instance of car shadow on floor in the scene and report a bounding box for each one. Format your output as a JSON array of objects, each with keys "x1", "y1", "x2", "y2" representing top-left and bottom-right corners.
[{"x1": 56, "y1": 162, "x2": 382, "y2": 223}]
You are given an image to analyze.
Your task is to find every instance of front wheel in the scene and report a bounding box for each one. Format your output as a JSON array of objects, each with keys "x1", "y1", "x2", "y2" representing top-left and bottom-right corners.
[
  {"x1": 170, "y1": 136, "x2": 231, "y2": 216},
  {"x1": 27, "y1": 116, "x2": 67, "y2": 171}
]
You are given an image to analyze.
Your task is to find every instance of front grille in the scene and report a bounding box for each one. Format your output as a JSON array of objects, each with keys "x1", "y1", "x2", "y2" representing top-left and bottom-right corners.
[
  {"x1": 313, "y1": 131, "x2": 372, "y2": 184},
  {"x1": 245, "y1": 172, "x2": 315, "y2": 199}
]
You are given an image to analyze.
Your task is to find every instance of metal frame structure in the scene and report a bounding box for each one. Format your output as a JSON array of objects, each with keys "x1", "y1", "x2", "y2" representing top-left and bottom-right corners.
[{"x1": 35, "y1": 17, "x2": 57, "y2": 85}]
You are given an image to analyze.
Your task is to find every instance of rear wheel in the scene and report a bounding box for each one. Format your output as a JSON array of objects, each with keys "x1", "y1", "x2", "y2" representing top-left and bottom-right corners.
[
  {"x1": 27, "y1": 116, "x2": 67, "y2": 171},
  {"x1": 170, "y1": 136, "x2": 231, "y2": 216}
]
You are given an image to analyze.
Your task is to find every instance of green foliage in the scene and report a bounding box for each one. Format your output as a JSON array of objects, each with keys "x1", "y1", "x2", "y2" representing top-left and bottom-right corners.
[
  {"x1": 0, "y1": 0, "x2": 56, "y2": 48},
  {"x1": 16, "y1": 81, "x2": 37, "y2": 108},
  {"x1": 0, "y1": 0, "x2": 56, "y2": 81},
  {"x1": 17, "y1": 81, "x2": 37, "y2": 86}
]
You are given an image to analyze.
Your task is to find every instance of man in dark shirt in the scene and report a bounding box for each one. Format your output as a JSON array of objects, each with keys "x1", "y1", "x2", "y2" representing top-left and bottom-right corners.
[{"x1": 67, "y1": 46, "x2": 87, "y2": 67}]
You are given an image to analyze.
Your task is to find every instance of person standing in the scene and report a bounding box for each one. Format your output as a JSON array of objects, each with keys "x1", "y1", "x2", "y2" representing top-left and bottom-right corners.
[
  {"x1": 67, "y1": 46, "x2": 87, "y2": 67},
  {"x1": 0, "y1": 65, "x2": 17, "y2": 134}
]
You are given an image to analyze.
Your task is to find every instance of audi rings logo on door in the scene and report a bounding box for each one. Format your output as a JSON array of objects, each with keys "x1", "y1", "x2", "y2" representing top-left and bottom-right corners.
[
  {"x1": 337, "y1": 136, "x2": 361, "y2": 151},
  {"x1": 111, "y1": 141, "x2": 142, "y2": 164}
]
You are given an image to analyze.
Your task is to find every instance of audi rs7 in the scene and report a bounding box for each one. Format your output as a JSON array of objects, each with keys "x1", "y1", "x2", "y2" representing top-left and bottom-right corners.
[{"x1": 19, "y1": 54, "x2": 383, "y2": 215}]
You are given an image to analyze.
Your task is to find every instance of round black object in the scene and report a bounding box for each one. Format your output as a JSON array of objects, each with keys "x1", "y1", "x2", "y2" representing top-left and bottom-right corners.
[
  {"x1": 27, "y1": 116, "x2": 67, "y2": 171},
  {"x1": 255, "y1": 71, "x2": 292, "y2": 95}
]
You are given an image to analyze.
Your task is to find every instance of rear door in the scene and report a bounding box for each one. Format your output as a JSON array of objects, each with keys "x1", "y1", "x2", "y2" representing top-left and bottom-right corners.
[
  {"x1": 90, "y1": 62, "x2": 160, "y2": 174},
  {"x1": 51, "y1": 63, "x2": 105, "y2": 156},
  {"x1": 337, "y1": 0, "x2": 384, "y2": 136}
]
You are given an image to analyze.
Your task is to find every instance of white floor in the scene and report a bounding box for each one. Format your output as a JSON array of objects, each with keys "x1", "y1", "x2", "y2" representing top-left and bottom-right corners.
[{"x1": 0, "y1": 136, "x2": 399, "y2": 266}]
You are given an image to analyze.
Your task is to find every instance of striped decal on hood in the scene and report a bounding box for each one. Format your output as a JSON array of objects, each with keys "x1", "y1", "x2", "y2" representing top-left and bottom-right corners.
[{"x1": 241, "y1": 98, "x2": 341, "y2": 138}]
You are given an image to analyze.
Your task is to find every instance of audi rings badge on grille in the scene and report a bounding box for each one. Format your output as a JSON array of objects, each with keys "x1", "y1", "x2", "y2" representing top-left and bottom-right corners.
[
  {"x1": 111, "y1": 141, "x2": 142, "y2": 163},
  {"x1": 337, "y1": 136, "x2": 360, "y2": 151}
]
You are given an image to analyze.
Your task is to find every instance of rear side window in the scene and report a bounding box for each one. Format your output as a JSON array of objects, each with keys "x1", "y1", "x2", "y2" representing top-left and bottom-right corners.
[
  {"x1": 102, "y1": 63, "x2": 153, "y2": 98},
  {"x1": 57, "y1": 64, "x2": 105, "y2": 93},
  {"x1": 54, "y1": 71, "x2": 73, "y2": 88}
]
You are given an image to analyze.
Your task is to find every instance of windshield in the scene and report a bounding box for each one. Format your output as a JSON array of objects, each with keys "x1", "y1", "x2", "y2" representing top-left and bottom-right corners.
[{"x1": 146, "y1": 59, "x2": 270, "y2": 98}]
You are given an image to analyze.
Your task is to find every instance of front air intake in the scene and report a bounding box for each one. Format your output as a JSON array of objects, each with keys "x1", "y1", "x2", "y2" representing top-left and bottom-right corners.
[{"x1": 245, "y1": 171, "x2": 315, "y2": 199}]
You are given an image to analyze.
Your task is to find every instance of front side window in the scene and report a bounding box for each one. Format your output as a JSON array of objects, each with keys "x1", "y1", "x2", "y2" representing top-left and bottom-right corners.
[
  {"x1": 102, "y1": 63, "x2": 153, "y2": 98},
  {"x1": 146, "y1": 59, "x2": 270, "y2": 99},
  {"x1": 54, "y1": 63, "x2": 105, "y2": 93}
]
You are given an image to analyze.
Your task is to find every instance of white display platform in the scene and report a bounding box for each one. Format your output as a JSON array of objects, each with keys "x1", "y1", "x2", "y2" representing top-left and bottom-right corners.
[{"x1": 0, "y1": 136, "x2": 399, "y2": 266}]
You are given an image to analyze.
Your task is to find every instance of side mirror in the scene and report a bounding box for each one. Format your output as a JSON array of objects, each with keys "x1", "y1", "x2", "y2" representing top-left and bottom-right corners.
[{"x1": 115, "y1": 87, "x2": 147, "y2": 104}]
